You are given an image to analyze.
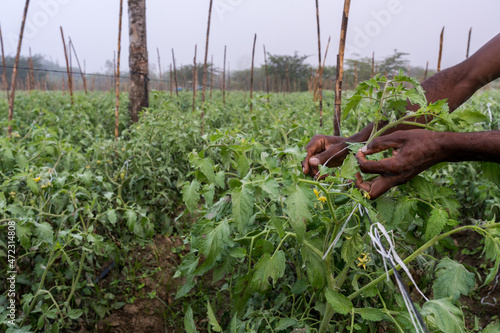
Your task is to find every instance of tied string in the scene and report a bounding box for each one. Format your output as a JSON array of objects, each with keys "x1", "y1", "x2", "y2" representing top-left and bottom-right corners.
[{"x1": 363, "y1": 208, "x2": 429, "y2": 333}]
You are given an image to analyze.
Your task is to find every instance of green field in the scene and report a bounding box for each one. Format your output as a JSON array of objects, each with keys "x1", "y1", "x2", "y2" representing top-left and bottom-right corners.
[{"x1": 1, "y1": 84, "x2": 500, "y2": 332}]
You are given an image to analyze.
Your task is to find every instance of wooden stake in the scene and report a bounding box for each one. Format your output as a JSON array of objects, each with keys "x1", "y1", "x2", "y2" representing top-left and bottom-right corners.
[
  {"x1": 315, "y1": 0, "x2": 324, "y2": 127},
  {"x1": 69, "y1": 38, "x2": 88, "y2": 94},
  {"x1": 8, "y1": 0, "x2": 31, "y2": 136},
  {"x1": 0, "y1": 24, "x2": 9, "y2": 101},
  {"x1": 60, "y1": 27, "x2": 74, "y2": 106},
  {"x1": 210, "y1": 55, "x2": 214, "y2": 99},
  {"x1": 333, "y1": 0, "x2": 351, "y2": 136},
  {"x1": 250, "y1": 33, "x2": 257, "y2": 113},
  {"x1": 172, "y1": 48, "x2": 179, "y2": 97},
  {"x1": 371, "y1": 51, "x2": 375, "y2": 78},
  {"x1": 423, "y1": 61, "x2": 429, "y2": 81},
  {"x1": 223, "y1": 45, "x2": 227, "y2": 105},
  {"x1": 157, "y1": 47, "x2": 163, "y2": 90},
  {"x1": 466, "y1": 27, "x2": 472, "y2": 59},
  {"x1": 201, "y1": 0, "x2": 214, "y2": 104},
  {"x1": 437, "y1": 26, "x2": 444, "y2": 72},
  {"x1": 115, "y1": 0, "x2": 123, "y2": 140},
  {"x1": 192, "y1": 44, "x2": 197, "y2": 112},
  {"x1": 263, "y1": 45, "x2": 270, "y2": 103},
  {"x1": 169, "y1": 63, "x2": 173, "y2": 96}
]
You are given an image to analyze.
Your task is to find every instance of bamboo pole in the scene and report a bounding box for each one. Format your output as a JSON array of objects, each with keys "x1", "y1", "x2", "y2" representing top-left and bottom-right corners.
[
  {"x1": 192, "y1": 44, "x2": 197, "y2": 112},
  {"x1": 466, "y1": 27, "x2": 472, "y2": 59},
  {"x1": 157, "y1": 48, "x2": 163, "y2": 90},
  {"x1": 60, "y1": 27, "x2": 74, "y2": 105},
  {"x1": 437, "y1": 27, "x2": 444, "y2": 72},
  {"x1": 250, "y1": 33, "x2": 257, "y2": 113},
  {"x1": 8, "y1": 0, "x2": 31, "y2": 136},
  {"x1": 69, "y1": 38, "x2": 88, "y2": 94},
  {"x1": 210, "y1": 55, "x2": 214, "y2": 99},
  {"x1": 423, "y1": 61, "x2": 429, "y2": 81},
  {"x1": 315, "y1": 0, "x2": 324, "y2": 126},
  {"x1": 169, "y1": 63, "x2": 173, "y2": 96},
  {"x1": 115, "y1": 0, "x2": 123, "y2": 140},
  {"x1": 201, "y1": 0, "x2": 214, "y2": 104},
  {"x1": 371, "y1": 51, "x2": 375, "y2": 78},
  {"x1": 333, "y1": 0, "x2": 351, "y2": 136},
  {"x1": 223, "y1": 45, "x2": 227, "y2": 105},
  {"x1": 263, "y1": 45, "x2": 270, "y2": 103},
  {"x1": 172, "y1": 49, "x2": 179, "y2": 97},
  {"x1": 0, "y1": 23, "x2": 9, "y2": 101}
]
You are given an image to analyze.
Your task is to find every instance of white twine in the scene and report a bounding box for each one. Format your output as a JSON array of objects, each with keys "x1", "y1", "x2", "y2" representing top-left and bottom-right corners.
[
  {"x1": 323, "y1": 204, "x2": 359, "y2": 260},
  {"x1": 481, "y1": 273, "x2": 499, "y2": 306},
  {"x1": 367, "y1": 219, "x2": 429, "y2": 333}
]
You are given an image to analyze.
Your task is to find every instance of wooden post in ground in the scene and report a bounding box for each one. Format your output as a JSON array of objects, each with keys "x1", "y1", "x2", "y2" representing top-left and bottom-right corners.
[
  {"x1": 169, "y1": 63, "x2": 173, "y2": 96},
  {"x1": 315, "y1": 0, "x2": 324, "y2": 126},
  {"x1": 466, "y1": 27, "x2": 472, "y2": 59},
  {"x1": 192, "y1": 44, "x2": 197, "y2": 112},
  {"x1": 201, "y1": 0, "x2": 214, "y2": 104},
  {"x1": 333, "y1": 0, "x2": 351, "y2": 137},
  {"x1": 250, "y1": 34, "x2": 257, "y2": 112},
  {"x1": 223, "y1": 45, "x2": 227, "y2": 105},
  {"x1": 115, "y1": 0, "x2": 123, "y2": 140},
  {"x1": 8, "y1": 0, "x2": 31, "y2": 136},
  {"x1": 437, "y1": 27, "x2": 444, "y2": 72},
  {"x1": 69, "y1": 38, "x2": 88, "y2": 94},
  {"x1": 60, "y1": 27, "x2": 74, "y2": 106},
  {"x1": 263, "y1": 45, "x2": 270, "y2": 103},
  {"x1": 210, "y1": 55, "x2": 214, "y2": 99},
  {"x1": 157, "y1": 48, "x2": 163, "y2": 90},
  {"x1": 172, "y1": 49, "x2": 179, "y2": 97}
]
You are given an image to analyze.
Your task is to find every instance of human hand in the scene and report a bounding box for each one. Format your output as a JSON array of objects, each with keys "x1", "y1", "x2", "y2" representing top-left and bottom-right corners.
[
  {"x1": 354, "y1": 129, "x2": 445, "y2": 199},
  {"x1": 302, "y1": 135, "x2": 350, "y2": 178}
]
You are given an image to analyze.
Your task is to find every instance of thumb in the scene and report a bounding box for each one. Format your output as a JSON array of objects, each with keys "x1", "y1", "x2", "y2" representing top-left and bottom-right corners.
[{"x1": 311, "y1": 145, "x2": 347, "y2": 168}]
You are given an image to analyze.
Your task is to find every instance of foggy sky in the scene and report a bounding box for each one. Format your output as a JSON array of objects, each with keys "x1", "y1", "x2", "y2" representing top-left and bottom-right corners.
[{"x1": 1, "y1": 0, "x2": 500, "y2": 74}]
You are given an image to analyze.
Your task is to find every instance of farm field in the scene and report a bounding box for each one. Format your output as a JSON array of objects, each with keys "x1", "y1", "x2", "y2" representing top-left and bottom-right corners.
[{"x1": 1, "y1": 85, "x2": 500, "y2": 332}]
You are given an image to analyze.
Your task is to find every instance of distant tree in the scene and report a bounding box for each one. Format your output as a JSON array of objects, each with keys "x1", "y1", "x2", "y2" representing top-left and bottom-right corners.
[
  {"x1": 128, "y1": 0, "x2": 149, "y2": 123},
  {"x1": 267, "y1": 52, "x2": 311, "y2": 92},
  {"x1": 377, "y1": 50, "x2": 409, "y2": 77}
]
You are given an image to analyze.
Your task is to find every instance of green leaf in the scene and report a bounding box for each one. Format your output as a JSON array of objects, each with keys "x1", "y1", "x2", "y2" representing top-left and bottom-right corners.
[
  {"x1": 106, "y1": 209, "x2": 117, "y2": 225},
  {"x1": 261, "y1": 178, "x2": 280, "y2": 200},
  {"x1": 276, "y1": 318, "x2": 298, "y2": 331},
  {"x1": 207, "y1": 300, "x2": 222, "y2": 332},
  {"x1": 184, "y1": 305, "x2": 198, "y2": 333},
  {"x1": 433, "y1": 258, "x2": 475, "y2": 301},
  {"x1": 483, "y1": 321, "x2": 500, "y2": 333},
  {"x1": 194, "y1": 220, "x2": 232, "y2": 276},
  {"x1": 301, "y1": 237, "x2": 326, "y2": 289},
  {"x1": 67, "y1": 308, "x2": 83, "y2": 319},
  {"x1": 34, "y1": 222, "x2": 54, "y2": 244},
  {"x1": 325, "y1": 288, "x2": 353, "y2": 315},
  {"x1": 27, "y1": 177, "x2": 39, "y2": 194},
  {"x1": 341, "y1": 233, "x2": 363, "y2": 263},
  {"x1": 231, "y1": 185, "x2": 254, "y2": 233},
  {"x1": 480, "y1": 162, "x2": 500, "y2": 185},
  {"x1": 357, "y1": 308, "x2": 385, "y2": 322},
  {"x1": 339, "y1": 153, "x2": 358, "y2": 180},
  {"x1": 285, "y1": 184, "x2": 314, "y2": 241},
  {"x1": 197, "y1": 158, "x2": 216, "y2": 183},
  {"x1": 421, "y1": 298, "x2": 465, "y2": 333},
  {"x1": 251, "y1": 250, "x2": 286, "y2": 292},
  {"x1": 425, "y1": 209, "x2": 449, "y2": 239},
  {"x1": 182, "y1": 180, "x2": 201, "y2": 212}
]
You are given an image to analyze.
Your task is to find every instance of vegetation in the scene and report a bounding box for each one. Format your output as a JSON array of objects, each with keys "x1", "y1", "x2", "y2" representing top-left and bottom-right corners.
[{"x1": 0, "y1": 81, "x2": 499, "y2": 332}]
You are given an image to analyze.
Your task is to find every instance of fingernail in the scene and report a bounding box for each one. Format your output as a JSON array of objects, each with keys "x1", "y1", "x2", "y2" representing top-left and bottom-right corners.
[
  {"x1": 310, "y1": 157, "x2": 319, "y2": 165},
  {"x1": 360, "y1": 146, "x2": 367, "y2": 153}
]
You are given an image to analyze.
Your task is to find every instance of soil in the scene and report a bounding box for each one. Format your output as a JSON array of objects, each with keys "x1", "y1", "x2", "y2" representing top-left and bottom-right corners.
[{"x1": 93, "y1": 234, "x2": 192, "y2": 333}]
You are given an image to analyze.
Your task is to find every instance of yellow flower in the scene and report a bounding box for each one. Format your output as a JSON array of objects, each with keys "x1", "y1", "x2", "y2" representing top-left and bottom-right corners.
[
  {"x1": 357, "y1": 253, "x2": 371, "y2": 270},
  {"x1": 33, "y1": 176, "x2": 42, "y2": 183},
  {"x1": 86, "y1": 165, "x2": 90, "y2": 169},
  {"x1": 9, "y1": 191, "x2": 16, "y2": 198},
  {"x1": 313, "y1": 188, "x2": 320, "y2": 198},
  {"x1": 317, "y1": 196, "x2": 327, "y2": 203},
  {"x1": 97, "y1": 160, "x2": 101, "y2": 164},
  {"x1": 363, "y1": 191, "x2": 371, "y2": 200}
]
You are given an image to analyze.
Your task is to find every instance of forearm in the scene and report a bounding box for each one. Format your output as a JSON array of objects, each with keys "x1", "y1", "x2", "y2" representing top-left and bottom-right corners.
[
  {"x1": 440, "y1": 131, "x2": 500, "y2": 163},
  {"x1": 349, "y1": 33, "x2": 500, "y2": 142}
]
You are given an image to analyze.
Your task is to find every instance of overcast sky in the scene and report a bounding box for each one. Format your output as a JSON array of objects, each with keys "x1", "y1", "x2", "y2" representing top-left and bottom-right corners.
[{"x1": 1, "y1": 0, "x2": 500, "y2": 74}]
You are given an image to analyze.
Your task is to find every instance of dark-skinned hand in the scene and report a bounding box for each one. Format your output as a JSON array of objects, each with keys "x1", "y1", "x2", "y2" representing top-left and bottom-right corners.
[
  {"x1": 354, "y1": 129, "x2": 446, "y2": 199},
  {"x1": 302, "y1": 135, "x2": 350, "y2": 178}
]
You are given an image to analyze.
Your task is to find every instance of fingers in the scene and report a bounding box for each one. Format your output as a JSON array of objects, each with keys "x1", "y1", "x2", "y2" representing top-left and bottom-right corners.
[
  {"x1": 356, "y1": 150, "x2": 398, "y2": 175},
  {"x1": 362, "y1": 134, "x2": 403, "y2": 155},
  {"x1": 354, "y1": 172, "x2": 398, "y2": 200}
]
